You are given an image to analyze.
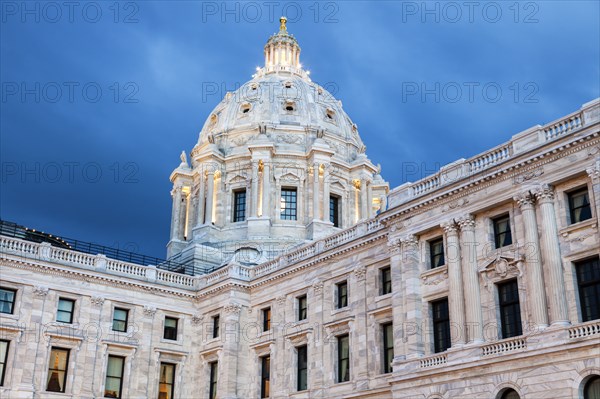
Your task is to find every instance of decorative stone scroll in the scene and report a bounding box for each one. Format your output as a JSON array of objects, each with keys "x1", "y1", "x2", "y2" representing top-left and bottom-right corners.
[{"x1": 478, "y1": 255, "x2": 524, "y2": 290}]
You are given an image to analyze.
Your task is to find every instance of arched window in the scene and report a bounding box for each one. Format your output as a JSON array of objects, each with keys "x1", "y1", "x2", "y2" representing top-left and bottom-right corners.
[
  {"x1": 500, "y1": 389, "x2": 520, "y2": 399},
  {"x1": 585, "y1": 376, "x2": 600, "y2": 399}
]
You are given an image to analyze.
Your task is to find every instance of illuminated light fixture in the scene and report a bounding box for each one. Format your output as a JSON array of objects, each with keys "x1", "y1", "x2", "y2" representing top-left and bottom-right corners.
[
  {"x1": 306, "y1": 71, "x2": 310, "y2": 75},
  {"x1": 298, "y1": 63, "x2": 302, "y2": 69},
  {"x1": 256, "y1": 66, "x2": 260, "y2": 71}
]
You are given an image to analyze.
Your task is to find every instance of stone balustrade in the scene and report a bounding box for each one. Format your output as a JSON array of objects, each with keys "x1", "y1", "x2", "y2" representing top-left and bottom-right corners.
[
  {"x1": 388, "y1": 100, "x2": 599, "y2": 207},
  {"x1": 419, "y1": 353, "x2": 447, "y2": 368},
  {"x1": 482, "y1": 337, "x2": 527, "y2": 356},
  {"x1": 568, "y1": 320, "x2": 600, "y2": 339}
]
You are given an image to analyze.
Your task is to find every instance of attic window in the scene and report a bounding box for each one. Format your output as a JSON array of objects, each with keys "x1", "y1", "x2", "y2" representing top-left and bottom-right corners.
[
  {"x1": 241, "y1": 103, "x2": 251, "y2": 114},
  {"x1": 251, "y1": 83, "x2": 258, "y2": 90},
  {"x1": 326, "y1": 109, "x2": 335, "y2": 120},
  {"x1": 284, "y1": 101, "x2": 295, "y2": 112},
  {"x1": 284, "y1": 81, "x2": 292, "y2": 89}
]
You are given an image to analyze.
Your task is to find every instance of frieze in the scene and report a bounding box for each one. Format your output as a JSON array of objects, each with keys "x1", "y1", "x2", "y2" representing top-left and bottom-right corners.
[
  {"x1": 513, "y1": 166, "x2": 544, "y2": 185},
  {"x1": 479, "y1": 255, "x2": 524, "y2": 290}
]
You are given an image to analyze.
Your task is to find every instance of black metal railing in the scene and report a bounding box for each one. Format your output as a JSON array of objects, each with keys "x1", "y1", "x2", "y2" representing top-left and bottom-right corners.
[{"x1": 0, "y1": 220, "x2": 212, "y2": 276}]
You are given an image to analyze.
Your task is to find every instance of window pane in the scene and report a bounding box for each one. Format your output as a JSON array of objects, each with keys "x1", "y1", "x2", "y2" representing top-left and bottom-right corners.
[
  {"x1": 159, "y1": 363, "x2": 175, "y2": 399},
  {"x1": 0, "y1": 288, "x2": 15, "y2": 314},
  {"x1": 576, "y1": 257, "x2": 600, "y2": 322},
  {"x1": 113, "y1": 309, "x2": 128, "y2": 332},
  {"x1": 280, "y1": 189, "x2": 297, "y2": 220},
  {"x1": 233, "y1": 190, "x2": 247, "y2": 222},
  {"x1": 47, "y1": 348, "x2": 69, "y2": 393},
  {"x1": 338, "y1": 335, "x2": 350, "y2": 382},
  {"x1": 570, "y1": 189, "x2": 592, "y2": 224},
  {"x1": 0, "y1": 340, "x2": 9, "y2": 386},
  {"x1": 104, "y1": 356, "x2": 124, "y2": 398},
  {"x1": 498, "y1": 280, "x2": 522, "y2": 338},
  {"x1": 330, "y1": 196, "x2": 340, "y2": 227},
  {"x1": 494, "y1": 216, "x2": 512, "y2": 248}
]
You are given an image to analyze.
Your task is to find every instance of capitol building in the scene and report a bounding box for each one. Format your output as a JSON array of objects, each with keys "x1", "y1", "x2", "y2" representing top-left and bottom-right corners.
[{"x1": 1, "y1": 18, "x2": 599, "y2": 399}]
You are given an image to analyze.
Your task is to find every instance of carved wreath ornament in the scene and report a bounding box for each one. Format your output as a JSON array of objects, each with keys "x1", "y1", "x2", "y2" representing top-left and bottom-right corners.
[{"x1": 478, "y1": 255, "x2": 524, "y2": 290}]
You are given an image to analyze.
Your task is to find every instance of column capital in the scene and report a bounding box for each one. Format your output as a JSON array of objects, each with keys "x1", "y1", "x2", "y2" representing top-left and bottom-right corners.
[
  {"x1": 387, "y1": 236, "x2": 402, "y2": 255},
  {"x1": 533, "y1": 183, "x2": 555, "y2": 203},
  {"x1": 441, "y1": 220, "x2": 459, "y2": 236},
  {"x1": 514, "y1": 191, "x2": 536, "y2": 209},
  {"x1": 400, "y1": 234, "x2": 418, "y2": 248},
  {"x1": 456, "y1": 214, "x2": 475, "y2": 231},
  {"x1": 587, "y1": 161, "x2": 600, "y2": 181}
]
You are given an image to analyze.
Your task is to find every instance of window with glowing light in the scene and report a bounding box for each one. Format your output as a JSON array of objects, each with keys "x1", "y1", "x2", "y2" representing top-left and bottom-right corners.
[{"x1": 280, "y1": 189, "x2": 297, "y2": 220}]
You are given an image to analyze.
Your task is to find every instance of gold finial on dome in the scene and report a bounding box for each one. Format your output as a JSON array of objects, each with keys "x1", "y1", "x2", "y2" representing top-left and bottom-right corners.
[{"x1": 279, "y1": 16, "x2": 287, "y2": 32}]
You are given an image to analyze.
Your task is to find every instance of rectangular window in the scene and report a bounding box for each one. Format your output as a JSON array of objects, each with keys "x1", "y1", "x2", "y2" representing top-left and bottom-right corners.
[
  {"x1": 104, "y1": 355, "x2": 125, "y2": 398},
  {"x1": 280, "y1": 188, "x2": 297, "y2": 220},
  {"x1": 569, "y1": 187, "x2": 592, "y2": 224},
  {"x1": 0, "y1": 288, "x2": 16, "y2": 314},
  {"x1": 432, "y1": 298, "x2": 451, "y2": 353},
  {"x1": 337, "y1": 334, "x2": 350, "y2": 383},
  {"x1": 164, "y1": 317, "x2": 178, "y2": 341},
  {"x1": 208, "y1": 361, "x2": 218, "y2": 399},
  {"x1": 297, "y1": 345, "x2": 308, "y2": 391},
  {"x1": 158, "y1": 363, "x2": 175, "y2": 399},
  {"x1": 112, "y1": 308, "x2": 129, "y2": 333},
  {"x1": 0, "y1": 340, "x2": 9, "y2": 386},
  {"x1": 297, "y1": 295, "x2": 307, "y2": 321},
  {"x1": 382, "y1": 323, "x2": 394, "y2": 374},
  {"x1": 212, "y1": 315, "x2": 220, "y2": 338},
  {"x1": 576, "y1": 257, "x2": 600, "y2": 322},
  {"x1": 330, "y1": 195, "x2": 340, "y2": 227},
  {"x1": 380, "y1": 267, "x2": 392, "y2": 295},
  {"x1": 233, "y1": 189, "x2": 247, "y2": 222},
  {"x1": 429, "y1": 237, "x2": 445, "y2": 268},
  {"x1": 57, "y1": 298, "x2": 75, "y2": 324},
  {"x1": 493, "y1": 215, "x2": 513, "y2": 249},
  {"x1": 262, "y1": 308, "x2": 271, "y2": 332},
  {"x1": 336, "y1": 281, "x2": 348, "y2": 309},
  {"x1": 498, "y1": 279, "x2": 523, "y2": 339},
  {"x1": 46, "y1": 347, "x2": 69, "y2": 393},
  {"x1": 260, "y1": 355, "x2": 270, "y2": 398}
]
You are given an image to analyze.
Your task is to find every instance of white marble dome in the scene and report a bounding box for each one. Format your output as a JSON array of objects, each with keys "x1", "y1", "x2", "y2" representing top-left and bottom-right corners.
[{"x1": 168, "y1": 17, "x2": 389, "y2": 272}]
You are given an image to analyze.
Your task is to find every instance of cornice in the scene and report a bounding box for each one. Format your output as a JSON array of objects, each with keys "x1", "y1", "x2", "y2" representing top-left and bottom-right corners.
[{"x1": 0, "y1": 257, "x2": 196, "y2": 300}]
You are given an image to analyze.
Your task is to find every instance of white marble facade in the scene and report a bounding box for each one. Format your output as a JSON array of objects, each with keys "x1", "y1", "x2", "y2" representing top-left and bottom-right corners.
[{"x1": 1, "y1": 19, "x2": 600, "y2": 399}]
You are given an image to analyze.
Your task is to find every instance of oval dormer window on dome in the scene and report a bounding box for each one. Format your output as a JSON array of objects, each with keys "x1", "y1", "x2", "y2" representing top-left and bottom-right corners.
[
  {"x1": 284, "y1": 81, "x2": 293, "y2": 89},
  {"x1": 284, "y1": 100, "x2": 296, "y2": 112},
  {"x1": 241, "y1": 103, "x2": 252, "y2": 114},
  {"x1": 326, "y1": 108, "x2": 335, "y2": 120}
]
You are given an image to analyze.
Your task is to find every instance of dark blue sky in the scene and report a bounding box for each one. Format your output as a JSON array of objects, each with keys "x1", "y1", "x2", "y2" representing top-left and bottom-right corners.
[{"x1": 1, "y1": 1, "x2": 599, "y2": 258}]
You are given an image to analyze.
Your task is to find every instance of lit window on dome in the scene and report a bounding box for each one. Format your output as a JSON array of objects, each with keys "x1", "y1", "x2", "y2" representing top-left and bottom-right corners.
[
  {"x1": 284, "y1": 81, "x2": 292, "y2": 88},
  {"x1": 284, "y1": 101, "x2": 295, "y2": 112},
  {"x1": 241, "y1": 103, "x2": 251, "y2": 114},
  {"x1": 326, "y1": 109, "x2": 335, "y2": 120}
]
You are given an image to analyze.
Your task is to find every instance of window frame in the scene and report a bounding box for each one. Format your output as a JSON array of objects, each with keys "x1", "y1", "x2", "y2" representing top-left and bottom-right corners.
[
  {"x1": 336, "y1": 281, "x2": 348, "y2": 309},
  {"x1": 0, "y1": 287, "x2": 16, "y2": 315},
  {"x1": 380, "y1": 267, "x2": 392, "y2": 295},
  {"x1": 208, "y1": 361, "x2": 218, "y2": 399},
  {"x1": 163, "y1": 316, "x2": 179, "y2": 341},
  {"x1": 280, "y1": 187, "x2": 298, "y2": 221},
  {"x1": 296, "y1": 345, "x2": 308, "y2": 391},
  {"x1": 429, "y1": 237, "x2": 445, "y2": 269},
  {"x1": 233, "y1": 189, "x2": 247, "y2": 223},
  {"x1": 260, "y1": 355, "x2": 270, "y2": 398},
  {"x1": 431, "y1": 298, "x2": 451, "y2": 353},
  {"x1": 104, "y1": 355, "x2": 125, "y2": 399},
  {"x1": 575, "y1": 256, "x2": 600, "y2": 322},
  {"x1": 568, "y1": 187, "x2": 593, "y2": 225},
  {"x1": 297, "y1": 295, "x2": 307, "y2": 321},
  {"x1": 212, "y1": 315, "x2": 220, "y2": 339},
  {"x1": 46, "y1": 347, "x2": 70, "y2": 393},
  {"x1": 158, "y1": 362, "x2": 176, "y2": 399},
  {"x1": 112, "y1": 308, "x2": 129, "y2": 333},
  {"x1": 56, "y1": 297, "x2": 75, "y2": 324},
  {"x1": 492, "y1": 214, "x2": 513, "y2": 249},
  {"x1": 329, "y1": 195, "x2": 340, "y2": 227},
  {"x1": 337, "y1": 334, "x2": 350, "y2": 383},
  {"x1": 262, "y1": 308, "x2": 271, "y2": 332},
  {"x1": 497, "y1": 279, "x2": 523, "y2": 339},
  {"x1": 0, "y1": 340, "x2": 9, "y2": 387},
  {"x1": 382, "y1": 322, "x2": 394, "y2": 374}
]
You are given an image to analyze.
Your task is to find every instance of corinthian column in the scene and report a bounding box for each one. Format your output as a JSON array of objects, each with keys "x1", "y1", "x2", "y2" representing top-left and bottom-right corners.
[
  {"x1": 205, "y1": 171, "x2": 214, "y2": 224},
  {"x1": 170, "y1": 186, "x2": 182, "y2": 240},
  {"x1": 534, "y1": 185, "x2": 569, "y2": 325},
  {"x1": 387, "y1": 235, "x2": 407, "y2": 363},
  {"x1": 196, "y1": 174, "x2": 205, "y2": 226},
  {"x1": 441, "y1": 221, "x2": 466, "y2": 346},
  {"x1": 514, "y1": 191, "x2": 548, "y2": 328},
  {"x1": 313, "y1": 163, "x2": 320, "y2": 220},
  {"x1": 457, "y1": 215, "x2": 483, "y2": 343},
  {"x1": 587, "y1": 161, "x2": 600, "y2": 221},
  {"x1": 401, "y1": 235, "x2": 424, "y2": 358},
  {"x1": 262, "y1": 161, "x2": 271, "y2": 218}
]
